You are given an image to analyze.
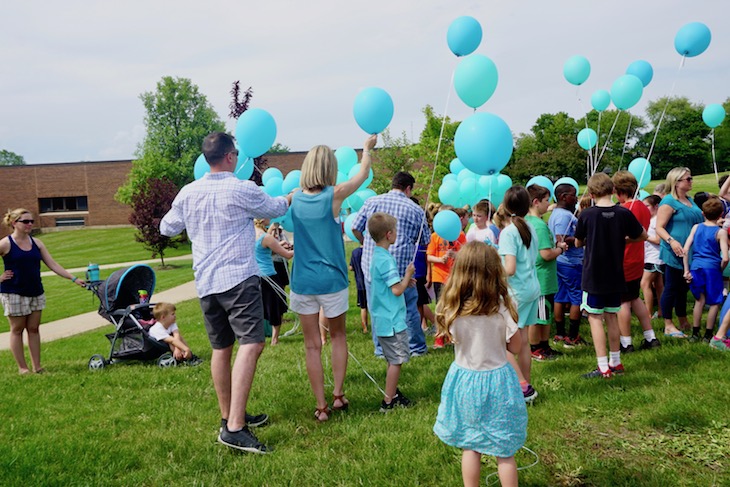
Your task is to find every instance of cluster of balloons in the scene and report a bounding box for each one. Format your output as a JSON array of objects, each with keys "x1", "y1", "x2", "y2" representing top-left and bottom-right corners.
[{"x1": 439, "y1": 157, "x2": 512, "y2": 209}]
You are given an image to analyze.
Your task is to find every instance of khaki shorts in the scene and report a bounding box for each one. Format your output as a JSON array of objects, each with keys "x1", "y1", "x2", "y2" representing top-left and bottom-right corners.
[
  {"x1": 1, "y1": 293, "x2": 46, "y2": 317},
  {"x1": 289, "y1": 288, "x2": 349, "y2": 318}
]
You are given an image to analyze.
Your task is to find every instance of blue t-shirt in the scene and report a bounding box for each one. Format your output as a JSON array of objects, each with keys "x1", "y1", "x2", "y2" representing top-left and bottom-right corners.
[
  {"x1": 290, "y1": 186, "x2": 349, "y2": 294},
  {"x1": 349, "y1": 246, "x2": 366, "y2": 291},
  {"x1": 659, "y1": 195, "x2": 704, "y2": 269},
  {"x1": 548, "y1": 207, "x2": 583, "y2": 266},
  {"x1": 369, "y1": 247, "x2": 407, "y2": 337},
  {"x1": 498, "y1": 223, "x2": 541, "y2": 304},
  {"x1": 690, "y1": 224, "x2": 721, "y2": 270},
  {"x1": 255, "y1": 235, "x2": 276, "y2": 277}
]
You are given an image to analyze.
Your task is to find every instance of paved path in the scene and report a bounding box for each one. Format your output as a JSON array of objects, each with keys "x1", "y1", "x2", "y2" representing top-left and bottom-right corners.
[
  {"x1": 40, "y1": 254, "x2": 193, "y2": 277},
  {"x1": 0, "y1": 256, "x2": 197, "y2": 351}
]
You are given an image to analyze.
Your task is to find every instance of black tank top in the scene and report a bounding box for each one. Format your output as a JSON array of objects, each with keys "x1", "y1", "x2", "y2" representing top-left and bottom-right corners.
[{"x1": 1, "y1": 236, "x2": 44, "y2": 296}]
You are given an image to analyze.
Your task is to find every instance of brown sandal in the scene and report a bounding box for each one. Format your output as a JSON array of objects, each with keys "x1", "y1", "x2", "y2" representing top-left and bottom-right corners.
[
  {"x1": 314, "y1": 405, "x2": 331, "y2": 422},
  {"x1": 332, "y1": 394, "x2": 349, "y2": 411}
]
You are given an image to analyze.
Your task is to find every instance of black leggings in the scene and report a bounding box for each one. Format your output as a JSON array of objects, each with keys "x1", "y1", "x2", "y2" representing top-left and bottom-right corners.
[{"x1": 660, "y1": 265, "x2": 688, "y2": 320}]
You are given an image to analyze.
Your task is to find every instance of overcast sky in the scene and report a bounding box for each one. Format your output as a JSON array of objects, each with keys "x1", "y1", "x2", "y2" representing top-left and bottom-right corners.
[{"x1": 1, "y1": 0, "x2": 727, "y2": 164}]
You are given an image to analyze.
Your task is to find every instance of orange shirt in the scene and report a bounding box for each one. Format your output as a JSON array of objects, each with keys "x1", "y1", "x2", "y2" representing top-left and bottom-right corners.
[{"x1": 427, "y1": 232, "x2": 466, "y2": 284}]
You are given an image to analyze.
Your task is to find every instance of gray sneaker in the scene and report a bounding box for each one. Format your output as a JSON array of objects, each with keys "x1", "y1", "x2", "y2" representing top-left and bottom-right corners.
[
  {"x1": 218, "y1": 425, "x2": 270, "y2": 454},
  {"x1": 709, "y1": 337, "x2": 729, "y2": 351}
]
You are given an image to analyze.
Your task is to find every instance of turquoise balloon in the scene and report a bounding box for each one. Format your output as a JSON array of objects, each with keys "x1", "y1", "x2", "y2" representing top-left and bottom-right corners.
[
  {"x1": 703, "y1": 104, "x2": 726, "y2": 128},
  {"x1": 263, "y1": 177, "x2": 283, "y2": 197},
  {"x1": 446, "y1": 16, "x2": 482, "y2": 57},
  {"x1": 459, "y1": 178, "x2": 480, "y2": 206},
  {"x1": 577, "y1": 128, "x2": 598, "y2": 150},
  {"x1": 638, "y1": 190, "x2": 650, "y2": 200},
  {"x1": 477, "y1": 174, "x2": 506, "y2": 206},
  {"x1": 357, "y1": 188, "x2": 377, "y2": 202},
  {"x1": 443, "y1": 173, "x2": 458, "y2": 184},
  {"x1": 282, "y1": 170, "x2": 301, "y2": 193},
  {"x1": 193, "y1": 153, "x2": 210, "y2": 180},
  {"x1": 336, "y1": 171, "x2": 348, "y2": 185},
  {"x1": 262, "y1": 167, "x2": 283, "y2": 185},
  {"x1": 454, "y1": 54, "x2": 498, "y2": 109},
  {"x1": 563, "y1": 55, "x2": 591, "y2": 86},
  {"x1": 335, "y1": 146, "x2": 358, "y2": 174},
  {"x1": 235, "y1": 108, "x2": 277, "y2": 158},
  {"x1": 526, "y1": 176, "x2": 555, "y2": 201},
  {"x1": 457, "y1": 168, "x2": 478, "y2": 182},
  {"x1": 353, "y1": 87, "x2": 394, "y2": 134},
  {"x1": 280, "y1": 207, "x2": 294, "y2": 233},
  {"x1": 496, "y1": 174, "x2": 512, "y2": 193},
  {"x1": 454, "y1": 112, "x2": 513, "y2": 176},
  {"x1": 554, "y1": 177, "x2": 579, "y2": 195},
  {"x1": 438, "y1": 180, "x2": 460, "y2": 206},
  {"x1": 235, "y1": 157, "x2": 254, "y2": 180},
  {"x1": 628, "y1": 158, "x2": 652, "y2": 188},
  {"x1": 348, "y1": 163, "x2": 374, "y2": 191},
  {"x1": 450, "y1": 158, "x2": 465, "y2": 174},
  {"x1": 591, "y1": 90, "x2": 611, "y2": 112},
  {"x1": 611, "y1": 74, "x2": 643, "y2": 110},
  {"x1": 674, "y1": 22, "x2": 711, "y2": 57},
  {"x1": 346, "y1": 192, "x2": 364, "y2": 211},
  {"x1": 344, "y1": 213, "x2": 359, "y2": 241},
  {"x1": 433, "y1": 210, "x2": 461, "y2": 241},
  {"x1": 626, "y1": 60, "x2": 653, "y2": 87}
]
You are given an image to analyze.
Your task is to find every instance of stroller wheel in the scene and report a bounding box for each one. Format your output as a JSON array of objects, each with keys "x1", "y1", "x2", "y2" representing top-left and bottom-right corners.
[
  {"x1": 157, "y1": 352, "x2": 177, "y2": 368},
  {"x1": 88, "y1": 354, "x2": 106, "y2": 370}
]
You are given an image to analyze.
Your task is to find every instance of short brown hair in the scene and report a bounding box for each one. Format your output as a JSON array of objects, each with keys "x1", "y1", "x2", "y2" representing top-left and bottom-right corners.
[
  {"x1": 612, "y1": 170, "x2": 638, "y2": 198},
  {"x1": 153, "y1": 302, "x2": 176, "y2": 321},
  {"x1": 527, "y1": 184, "x2": 550, "y2": 203},
  {"x1": 702, "y1": 196, "x2": 724, "y2": 221},
  {"x1": 588, "y1": 173, "x2": 614, "y2": 198},
  {"x1": 367, "y1": 212, "x2": 397, "y2": 243},
  {"x1": 202, "y1": 132, "x2": 236, "y2": 166}
]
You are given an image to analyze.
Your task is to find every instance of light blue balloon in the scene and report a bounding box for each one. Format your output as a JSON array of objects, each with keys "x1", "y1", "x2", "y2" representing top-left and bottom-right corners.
[
  {"x1": 335, "y1": 147, "x2": 358, "y2": 174},
  {"x1": 496, "y1": 174, "x2": 512, "y2": 193},
  {"x1": 433, "y1": 210, "x2": 462, "y2": 241},
  {"x1": 235, "y1": 108, "x2": 277, "y2": 158},
  {"x1": 591, "y1": 90, "x2": 611, "y2": 112},
  {"x1": 577, "y1": 128, "x2": 598, "y2": 150},
  {"x1": 193, "y1": 153, "x2": 210, "y2": 180},
  {"x1": 454, "y1": 54, "x2": 498, "y2": 109},
  {"x1": 554, "y1": 177, "x2": 579, "y2": 195},
  {"x1": 438, "y1": 180, "x2": 460, "y2": 206},
  {"x1": 353, "y1": 87, "x2": 394, "y2": 134},
  {"x1": 446, "y1": 16, "x2": 482, "y2": 57},
  {"x1": 526, "y1": 176, "x2": 555, "y2": 201},
  {"x1": 336, "y1": 171, "x2": 348, "y2": 185},
  {"x1": 450, "y1": 158, "x2": 465, "y2": 174},
  {"x1": 674, "y1": 22, "x2": 712, "y2": 58},
  {"x1": 280, "y1": 207, "x2": 294, "y2": 233},
  {"x1": 282, "y1": 170, "x2": 301, "y2": 193},
  {"x1": 626, "y1": 60, "x2": 654, "y2": 87},
  {"x1": 235, "y1": 157, "x2": 254, "y2": 181},
  {"x1": 262, "y1": 167, "x2": 283, "y2": 185},
  {"x1": 344, "y1": 213, "x2": 359, "y2": 242},
  {"x1": 459, "y1": 178, "x2": 480, "y2": 206},
  {"x1": 357, "y1": 188, "x2": 377, "y2": 202},
  {"x1": 457, "y1": 168, "x2": 478, "y2": 182},
  {"x1": 443, "y1": 173, "x2": 458, "y2": 184},
  {"x1": 346, "y1": 192, "x2": 364, "y2": 211},
  {"x1": 563, "y1": 55, "x2": 591, "y2": 86},
  {"x1": 628, "y1": 158, "x2": 652, "y2": 188},
  {"x1": 263, "y1": 177, "x2": 283, "y2": 197},
  {"x1": 611, "y1": 74, "x2": 643, "y2": 110},
  {"x1": 703, "y1": 104, "x2": 726, "y2": 128},
  {"x1": 454, "y1": 112, "x2": 513, "y2": 176},
  {"x1": 348, "y1": 163, "x2": 374, "y2": 191},
  {"x1": 638, "y1": 190, "x2": 650, "y2": 200}
]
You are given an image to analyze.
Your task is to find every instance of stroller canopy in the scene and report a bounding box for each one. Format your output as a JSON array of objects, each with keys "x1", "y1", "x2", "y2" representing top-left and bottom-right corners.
[{"x1": 98, "y1": 264, "x2": 156, "y2": 319}]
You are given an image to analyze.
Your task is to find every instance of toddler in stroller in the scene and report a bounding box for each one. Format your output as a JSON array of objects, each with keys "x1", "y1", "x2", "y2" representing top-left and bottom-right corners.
[{"x1": 148, "y1": 302, "x2": 202, "y2": 366}]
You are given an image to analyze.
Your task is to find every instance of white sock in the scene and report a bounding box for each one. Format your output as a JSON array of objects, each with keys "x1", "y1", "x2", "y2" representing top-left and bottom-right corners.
[
  {"x1": 597, "y1": 356, "x2": 609, "y2": 373},
  {"x1": 620, "y1": 336, "x2": 633, "y2": 347},
  {"x1": 643, "y1": 329, "x2": 656, "y2": 341},
  {"x1": 609, "y1": 351, "x2": 621, "y2": 367}
]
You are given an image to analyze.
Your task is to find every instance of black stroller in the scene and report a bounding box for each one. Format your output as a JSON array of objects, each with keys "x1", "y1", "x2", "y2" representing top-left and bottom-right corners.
[{"x1": 86, "y1": 264, "x2": 176, "y2": 370}]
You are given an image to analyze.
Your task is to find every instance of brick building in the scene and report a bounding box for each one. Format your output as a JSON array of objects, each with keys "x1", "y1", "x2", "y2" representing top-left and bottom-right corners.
[{"x1": 0, "y1": 151, "x2": 309, "y2": 237}]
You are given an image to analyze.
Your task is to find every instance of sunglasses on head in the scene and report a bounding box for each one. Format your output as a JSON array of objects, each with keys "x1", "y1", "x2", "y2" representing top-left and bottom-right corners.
[{"x1": 16, "y1": 219, "x2": 34, "y2": 224}]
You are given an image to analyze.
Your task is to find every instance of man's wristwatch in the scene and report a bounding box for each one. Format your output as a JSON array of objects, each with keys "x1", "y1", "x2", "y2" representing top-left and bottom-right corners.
[{"x1": 666, "y1": 236, "x2": 674, "y2": 243}]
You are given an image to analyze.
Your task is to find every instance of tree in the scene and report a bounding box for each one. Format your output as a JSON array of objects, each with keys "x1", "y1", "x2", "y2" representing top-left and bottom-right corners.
[
  {"x1": 578, "y1": 110, "x2": 646, "y2": 174},
  {"x1": 117, "y1": 77, "x2": 225, "y2": 204},
  {"x1": 268, "y1": 143, "x2": 291, "y2": 154},
  {"x1": 228, "y1": 81, "x2": 268, "y2": 185},
  {"x1": 0, "y1": 150, "x2": 25, "y2": 166},
  {"x1": 129, "y1": 178, "x2": 185, "y2": 266},
  {"x1": 369, "y1": 130, "x2": 417, "y2": 195},
  {"x1": 412, "y1": 105, "x2": 460, "y2": 203},
  {"x1": 711, "y1": 97, "x2": 730, "y2": 172}
]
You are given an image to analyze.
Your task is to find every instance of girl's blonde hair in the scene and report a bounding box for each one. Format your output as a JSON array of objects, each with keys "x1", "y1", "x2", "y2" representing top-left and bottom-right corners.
[
  {"x1": 3, "y1": 208, "x2": 32, "y2": 229},
  {"x1": 492, "y1": 204, "x2": 509, "y2": 230},
  {"x1": 435, "y1": 241, "x2": 518, "y2": 342},
  {"x1": 665, "y1": 167, "x2": 691, "y2": 199},
  {"x1": 300, "y1": 145, "x2": 338, "y2": 191},
  {"x1": 253, "y1": 219, "x2": 268, "y2": 230}
]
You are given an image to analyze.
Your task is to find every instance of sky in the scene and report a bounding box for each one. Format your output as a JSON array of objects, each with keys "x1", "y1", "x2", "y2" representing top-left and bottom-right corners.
[{"x1": 1, "y1": 0, "x2": 728, "y2": 164}]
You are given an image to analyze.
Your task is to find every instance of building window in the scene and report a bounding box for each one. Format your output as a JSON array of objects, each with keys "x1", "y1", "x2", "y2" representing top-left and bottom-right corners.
[
  {"x1": 55, "y1": 217, "x2": 86, "y2": 227},
  {"x1": 39, "y1": 196, "x2": 88, "y2": 213}
]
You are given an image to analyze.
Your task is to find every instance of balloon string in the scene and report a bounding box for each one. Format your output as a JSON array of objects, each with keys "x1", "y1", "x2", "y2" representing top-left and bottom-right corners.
[
  {"x1": 711, "y1": 129, "x2": 719, "y2": 183},
  {"x1": 577, "y1": 85, "x2": 595, "y2": 172},
  {"x1": 647, "y1": 55, "x2": 685, "y2": 162},
  {"x1": 619, "y1": 113, "x2": 633, "y2": 171},
  {"x1": 594, "y1": 111, "x2": 602, "y2": 171},
  {"x1": 595, "y1": 110, "x2": 622, "y2": 171},
  {"x1": 412, "y1": 67, "x2": 456, "y2": 263}
]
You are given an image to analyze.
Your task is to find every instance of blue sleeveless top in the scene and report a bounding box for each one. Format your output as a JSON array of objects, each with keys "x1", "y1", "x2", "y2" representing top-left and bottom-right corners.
[
  {"x1": 255, "y1": 235, "x2": 276, "y2": 277},
  {"x1": 1, "y1": 236, "x2": 44, "y2": 296},
  {"x1": 290, "y1": 186, "x2": 349, "y2": 295},
  {"x1": 690, "y1": 224, "x2": 721, "y2": 270},
  {"x1": 659, "y1": 195, "x2": 704, "y2": 269}
]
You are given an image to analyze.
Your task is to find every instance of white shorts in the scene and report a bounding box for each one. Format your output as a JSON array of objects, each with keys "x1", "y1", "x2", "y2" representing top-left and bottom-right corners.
[{"x1": 289, "y1": 288, "x2": 349, "y2": 318}]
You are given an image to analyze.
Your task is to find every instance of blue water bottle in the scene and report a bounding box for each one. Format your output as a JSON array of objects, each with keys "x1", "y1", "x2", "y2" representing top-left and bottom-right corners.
[{"x1": 86, "y1": 263, "x2": 100, "y2": 282}]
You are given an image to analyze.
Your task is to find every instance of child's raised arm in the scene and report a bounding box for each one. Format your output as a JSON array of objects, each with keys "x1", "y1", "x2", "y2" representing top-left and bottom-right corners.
[{"x1": 334, "y1": 135, "x2": 377, "y2": 203}]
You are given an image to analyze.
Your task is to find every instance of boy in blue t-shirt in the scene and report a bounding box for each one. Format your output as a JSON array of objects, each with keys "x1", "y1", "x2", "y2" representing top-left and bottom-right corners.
[
  {"x1": 368, "y1": 212, "x2": 416, "y2": 412},
  {"x1": 349, "y1": 245, "x2": 369, "y2": 334}
]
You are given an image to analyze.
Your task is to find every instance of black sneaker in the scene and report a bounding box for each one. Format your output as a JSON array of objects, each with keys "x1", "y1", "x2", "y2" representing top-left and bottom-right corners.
[
  {"x1": 380, "y1": 390, "x2": 412, "y2": 412},
  {"x1": 620, "y1": 344, "x2": 635, "y2": 354},
  {"x1": 639, "y1": 338, "x2": 661, "y2": 350},
  {"x1": 218, "y1": 425, "x2": 270, "y2": 454},
  {"x1": 220, "y1": 412, "x2": 270, "y2": 433},
  {"x1": 185, "y1": 355, "x2": 203, "y2": 366}
]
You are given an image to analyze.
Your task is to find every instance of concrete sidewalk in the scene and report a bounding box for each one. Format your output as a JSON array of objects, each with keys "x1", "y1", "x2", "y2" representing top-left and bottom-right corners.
[
  {"x1": 0, "y1": 262, "x2": 198, "y2": 351},
  {"x1": 40, "y1": 254, "x2": 193, "y2": 277}
]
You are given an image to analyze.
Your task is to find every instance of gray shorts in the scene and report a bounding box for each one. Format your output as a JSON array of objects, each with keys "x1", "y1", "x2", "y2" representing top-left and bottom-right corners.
[
  {"x1": 199, "y1": 276, "x2": 264, "y2": 349},
  {"x1": 379, "y1": 330, "x2": 410, "y2": 365}
]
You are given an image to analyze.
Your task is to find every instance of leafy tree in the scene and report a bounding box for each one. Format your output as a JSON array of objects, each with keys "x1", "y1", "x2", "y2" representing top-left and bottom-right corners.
[
  {"x1": 412, "y1": 105, "x2": 459, "y2": 202},
  {"x1": 578, "y1": 110, "x2": 646, "y2": 174},
  {"x1": 268, "y1": 143, "x2": 291, "y2": 154},
  {"x1": 635, "y1": 96, "x2": 710, "y2": 178},
  {"x1": 711, "y1": 97, "x2": 730, "y2": 173},
  {"x1": 369, "y1": 130, "x2": 417, "y2": 195},
  {"x1": 0, "y1": 150, "x2": 25, "y2": 166},
  {"x1": 117, "y1": 77, "x2": 225, "y2": 204},
  {"x1": 129, "y1": 178, "x2": 185, "y2": 266}
]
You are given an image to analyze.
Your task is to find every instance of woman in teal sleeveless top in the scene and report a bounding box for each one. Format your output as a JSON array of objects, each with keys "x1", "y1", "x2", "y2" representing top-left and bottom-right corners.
[{"x1": 290, "y1": 135, "x2": 377, "y2": 422}]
